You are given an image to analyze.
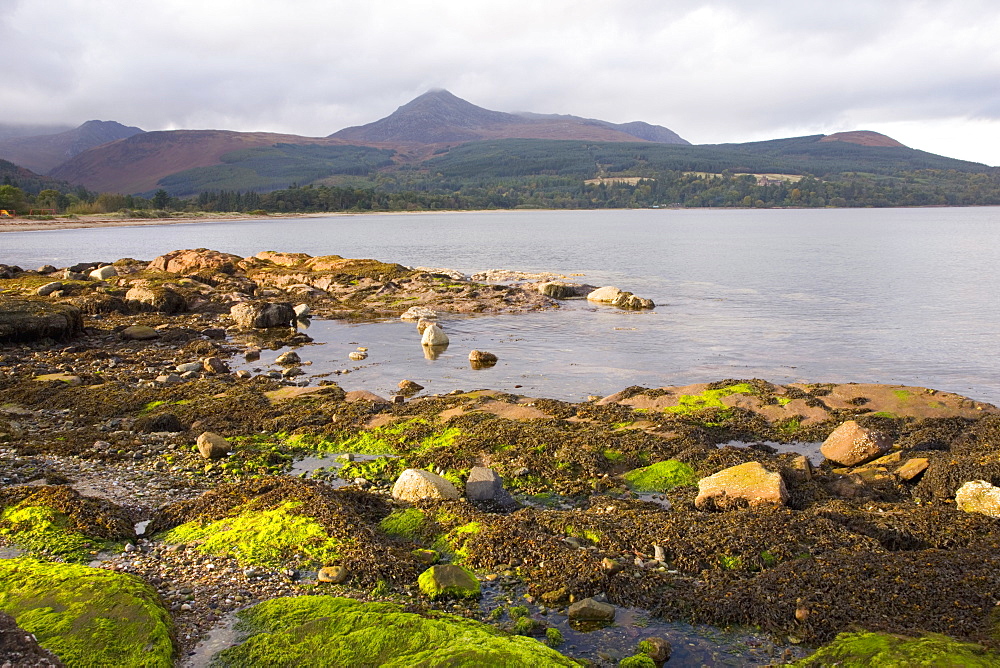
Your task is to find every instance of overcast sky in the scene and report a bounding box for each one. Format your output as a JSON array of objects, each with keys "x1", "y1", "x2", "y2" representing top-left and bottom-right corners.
[{"x1": 4, "y1": 0, "x2": 1000, "y2": 165}]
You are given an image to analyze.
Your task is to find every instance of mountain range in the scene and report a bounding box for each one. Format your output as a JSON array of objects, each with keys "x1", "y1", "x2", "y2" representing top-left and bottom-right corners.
[{"x1": 0, "y1": 90, "x2": 993, "y2": 197}]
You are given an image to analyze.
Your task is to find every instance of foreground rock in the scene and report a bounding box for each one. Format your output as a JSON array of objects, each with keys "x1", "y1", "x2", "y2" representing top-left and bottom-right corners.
[
  {"x1": 196, "y1": 431, "x2": 231, "y2": 459},
  {"x1": 695, "y1": 462, "x2": 788, "y2": 510},
  {"x1": 0, "y1": 299, "x2": 83, "y2": 343},
  {"x1": 391, "y1": 469, "x2": 461, "y2": 502},
  {"x1": 210, "y1": 596, "x2": 575, "y2": 666},
  {"x1": 465, "y1": 466, "x2": 516, "y2": 509},
  {"x1": 955, "y1": 480, "x2": 1000, "y2": 517},
  {"x1": 821, "y1": 420, "x2": 894, "y2": 466}
]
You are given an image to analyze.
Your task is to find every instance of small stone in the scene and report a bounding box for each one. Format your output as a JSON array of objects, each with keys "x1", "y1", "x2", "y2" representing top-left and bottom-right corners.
[
  {"x1": 122, "y1": 325, "x2": 159, "y2": 341},
  {"x1": 896, "y1": 457, "x2": 930, "y2": 481},
  {"x1": 421, "y1": 324, "x2": 449, "y2": 347},
  {"x1": 275, "y1": 351, "x2": 301, "y2": 365},
  {"x1": 418, "y1": 564, "x2": 481, "y2": 600},
  {"x1": 468, "y1": 350, "x2": 498, "y2": 369},
  {"x1": 282, "y1": 366, "x2": 304, "y2": 377},
  {"x1": 317, "y1": 565, "x2": 349, "y2": 584},
  {"x1": 175, "y1": 361, "x2": 203, "y2": 373},
  {"x1": 90, "y1": 265, "x2": 118, "y2": 280},
  {"x1": 202, "y1": 357, "x2": 230, "y2": 374},
  {"x1": 348, "y1": 351, "x2": 368, "y2": 361},
  {"x1": 642, "y1": 636, "x2": 672, "y2": 663},
  {"x1": 36, "y1": 281, "x2": 64, "y2": 296},
  {"x1": 293, "y1": 304, "x2": 310, "y2": 318},
  {"x1": 196, "y1": 431, "x2": 230, "y2": 460},
  {"x1": 956, "y1": 480, "x2": 1000, "y2": 517},
  {"x1": 245, "y1": 347, "x2": 261, "y2": 362},
  {"x1": 398, "y1": 379, "x2": 424, "y2": 393}
]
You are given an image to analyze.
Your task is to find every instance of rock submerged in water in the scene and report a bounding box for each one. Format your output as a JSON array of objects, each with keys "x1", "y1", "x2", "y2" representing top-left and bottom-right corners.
[
  {"x1": 821, "y1": 420, "x2": 894, "y2": 466},
  {"x1": 421, "y1": 323, "x2": 449, "y2": 346},
  {"x1": 469, "y1": 349, "x2": 498, "y2": 368},
  {"x1": 568, "y1": 597, "x2": 616, "y2": 622},
  {"x1": 695, "y1": 461, "x2": 788, "y2": 510},
  {"x1": 586, "y1": 286, "x2": 654, "y2": 309}
]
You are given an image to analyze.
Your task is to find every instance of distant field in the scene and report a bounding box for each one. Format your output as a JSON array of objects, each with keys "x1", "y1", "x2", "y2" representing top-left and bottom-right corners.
[
  {"x1": 684, "y1": 172, "x2": 805, "y2": 182},
  {"x1": 583, "y1": 176, "x2": 654, "y2": 186}
]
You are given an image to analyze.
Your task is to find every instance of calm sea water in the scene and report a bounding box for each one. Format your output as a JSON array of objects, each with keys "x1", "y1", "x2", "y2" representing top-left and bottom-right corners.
[{"x1": 3, "y1": 207, "x2": 999, "y2": 404}]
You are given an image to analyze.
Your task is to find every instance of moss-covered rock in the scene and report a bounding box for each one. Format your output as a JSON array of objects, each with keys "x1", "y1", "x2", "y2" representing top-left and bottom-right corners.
[
  {"x1": 418, "y1": 564, "x2": 481, "y2": 600},
  {"x1": 212, "y1": 595, "x2": 578, "y2": 667},
  {"x1": 794, "y1": 631, "x2": 1000, "y2": 667},
  {"x1": 623, "y1": 460, "x2": 697, "y2": 493},
  {"x1": 0, "y1": 486, "x2": 133, "y2": 562},
  {"x1": 0, "y1": 558, "x2": 173, "y2": 667}
]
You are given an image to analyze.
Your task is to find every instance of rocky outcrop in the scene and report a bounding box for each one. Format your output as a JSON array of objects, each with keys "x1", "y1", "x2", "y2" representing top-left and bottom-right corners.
[
  {"x1": 821, "y1": 420, "x2": 894, "y2": 466},
  {"x1": 147, "y1": 248, "x2": 242, "y2": 274},
  {"x1": 586, "y1": 286, "x2": 654, "y2": 309},
  {"x1": 391, "y1": 469, "x2": 460, "y2": 502},
  {"x1": 0, "y1": 299, "x2": 83, "y2": 343},
  {"x1": 230, "y1": 301, "x2": 295, "y2": 329},
  {"x1": 695, "y1": 462, "x2": 788, "y2": 510}
]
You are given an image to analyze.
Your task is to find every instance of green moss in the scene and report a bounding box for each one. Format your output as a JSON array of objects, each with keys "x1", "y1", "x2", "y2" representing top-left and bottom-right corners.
[
  {"x1": 619, "y1": 655, "x2": 656, "y2": 668},
  {"x1": 718, "y1": 554, "x2": 744, "y2": 570},
  {"x1": 777, "y1": 396, "x2": 793, "y2": 406},
  {"x1": 794, "y1": 631, "x2": 1000, "y2": 667},
  {"x1": 0, "y1": 558, "x2": 173, "y2": 667},
  {"x1": 161, "y1": 501, "x2": 340, "y2": 568},
  {"x1": 760, "y1": 550, "x2": 778, "y2": 567},
  {"x1": 433, "y1": 522, "x2": 482, "y2": 562},
  {"x1": 892, "y1": 390, "x2": 913, "y2": 401},
  {"x1": 508, "y1": 605, "x2": 529, "y2": 619},
  {"x1": 0, "y1": 504, "x2": 114, "y2": 562},
  {"x1": 545, "y1": 626, "x2": 564, "y2": 648},
  {"x1": 513, "y1": 616, "x2": 541, "y2": 635},
  {"x1": 871, "y1": 411, "x2": 899, "y2": 419},
  {"x1": 413, "y1": 427, "x2": 464, "y2": 455},
  {"x1": 664, "y1": 383, "x2": 755, "y2": 414},
  {"x1": 378, "y1": 508, "x2": 427, "y2": 541},
  {"x1": 565, "y1": 525, "x2": 602, "y2": 545},
  {"x1": 603, "y1": 449, "x2": 625, "y2": 463},
  {"x1": 623, "y1": 460, "x2": 698, "y2": 493},
  {"x1": 339, "y1": 455, "x2": 408, "y2": 484},
  {"x1": 212, "y1": 596, "x2": 577, "y2": 666}
]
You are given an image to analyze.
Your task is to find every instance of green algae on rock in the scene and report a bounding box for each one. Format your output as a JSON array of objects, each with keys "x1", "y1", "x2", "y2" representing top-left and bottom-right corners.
[
  {"x1": 794, "y1": 631, "x2": 1000, "y2": 667},
  {"x1": 212, "y1": 595, "x2": 578, "y2": 667},
  {"x1": 0, "y1": 486, "x2": 133, "y2": 561},
  {"x1": 162, "y1": 500, "x2": 342, "y2": 568},
  {"x1": 418, "y1": 564, "x2": 482, "y2": 600},
  {"x1": 0, "y1": 557, "x2": 173, "y2": 667},
  {"x1": 623, "y1": 460, "x2": 697, "y2": 493}
]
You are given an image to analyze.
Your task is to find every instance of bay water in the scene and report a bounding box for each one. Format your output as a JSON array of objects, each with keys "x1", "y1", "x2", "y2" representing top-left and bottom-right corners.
[{"x1": 3, "y1": 207, "x2": 999, "y2": 404}]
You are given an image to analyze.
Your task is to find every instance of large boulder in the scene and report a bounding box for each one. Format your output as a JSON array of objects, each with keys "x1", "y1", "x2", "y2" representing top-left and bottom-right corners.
[
  {"x1": 821, "y1": 420, "x2": 894, "y2": 466},
  {"x1": 147, "y1": 248, "x2": 243, "y2": 274},
  {"x1": 89, "y1": 265, "x2": 118, "y2": 280},
  {"x1": 955, "y1": 480, "x2": 1000, "y2": 518},
  {"x1": 0, "y1": 299, "x2": 83, "y2": 343},
  {"x1": 391, "y1": 469, "x2": 461, "y2": 502},
  {"x1": 694, "y1": 461, "x2": 788, "y2": 511},
  {"x1": 230, "y1": 301, "x2": 295, "y2": 329},
  {"x1": 586, "y1": 286, "x2": 654, "y2": 309},
  {"x1": 124, "y1": 285, "x2": 187, "y2": 314}
]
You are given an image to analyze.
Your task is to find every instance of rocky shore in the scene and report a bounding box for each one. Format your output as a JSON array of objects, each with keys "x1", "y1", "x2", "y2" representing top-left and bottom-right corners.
[{"x1": 2, "y1": 250, "x2": 1000, "y2": 666}]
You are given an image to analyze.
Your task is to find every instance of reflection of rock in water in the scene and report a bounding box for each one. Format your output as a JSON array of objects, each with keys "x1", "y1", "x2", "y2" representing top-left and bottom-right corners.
[
  {"x1": 469, "y1": 350, "x2": 498, "y2": 369},
  {"x1": 424, "y1": 343, "x2": 448, "y2": 360},
  {"x1": 295, "y1": 317, "x2": 311, "y2": 330}
]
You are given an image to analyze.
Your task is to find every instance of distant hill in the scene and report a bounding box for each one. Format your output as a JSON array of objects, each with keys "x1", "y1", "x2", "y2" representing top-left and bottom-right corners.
[
  {"x1": 330, "y1": 89, "x2": 689, "y2": 145},
  {"x1": 424, "y1": 134, "x2": 991, "y2": 179},
  {"x1": 0, "y1": 123, "x2": 74, "y2": 142},
  {"x1": 0, "y1": 159, "x2": 73, "y2": 195},
  {"x1": 47, "y1": 130, "x2": 366, "y2": 194},
  {"x1": 0, "y1": 120, "x2": 144, "y2": 174}
]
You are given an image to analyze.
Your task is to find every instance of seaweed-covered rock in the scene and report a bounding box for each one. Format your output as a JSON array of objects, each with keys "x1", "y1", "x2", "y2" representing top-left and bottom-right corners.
[
  {"x1": 211, "y1": 596, "x2": 575, "y2": 666},
  {"x1": 538, "y1": 282, "x2": 576, "y2": 299},
  {"x1": 695, "y1": 462, "x2": 788, "y2": 510},
  {"x1": 794, "y1": 631, "x2": 1000, "y2": 667},
  {"x1": 0, "y1": 299, "x2": 83, "y2": 343},
  {"x1": 417, "y1": 564, "x2": 481, "y2": 600},
  {"x1": 0, "y1": 558, "x2": 173, "y2": 667},
  {"x1": 623, "y1": 460, "x2": 698, "y2": 493},
  {"x1": 821, "y1": 420, "x2": 893, "y2": 466}
]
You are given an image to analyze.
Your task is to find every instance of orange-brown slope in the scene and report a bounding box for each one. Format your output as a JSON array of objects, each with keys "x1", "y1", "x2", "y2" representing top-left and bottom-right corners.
[
  {"x1": 48, "y1": 130, "x2": 351, "y2": 194},
  {"x1": 819, "y1": 131, "x2": 907, "y2": 148}
]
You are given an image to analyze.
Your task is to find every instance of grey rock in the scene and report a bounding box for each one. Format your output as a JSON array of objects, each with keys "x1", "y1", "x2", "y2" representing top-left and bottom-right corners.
[
  {"x1": 275, "y1": 351, "x2": 301, "y2": 365},
  {"x1": 89, "y1": 265, "x2": 118, "y2": 280},
  {"x1": 421, "y1": 323, "x2": 449, "y2": 346},
  {"x1": 568, "y1": 597, "x2": 616, "y2": 622},
  {"x1": 293, "y1": 303, "x2": 310, "y2": 318},
  {"x1": 465, "y1": 466, "x2": 517, "y2": 509},
  {"x1": 230, "y1": 301, "x2": 296, "y2": 329},
  {"x1": 401, "y1": 306, "x2": 437, "y2": 321},
  {"x1": 538, "y1": 281, "x2": 576, "y2": 299},
  {"x1": 391, "y1": 469, "x2": 461, "y2": 502},
  {"x1": 196, "y1": 431, "x2": 230, "y2": 459},
  {"x1": 36, "y1": 281, "x2": 64, "y2": 297}
]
